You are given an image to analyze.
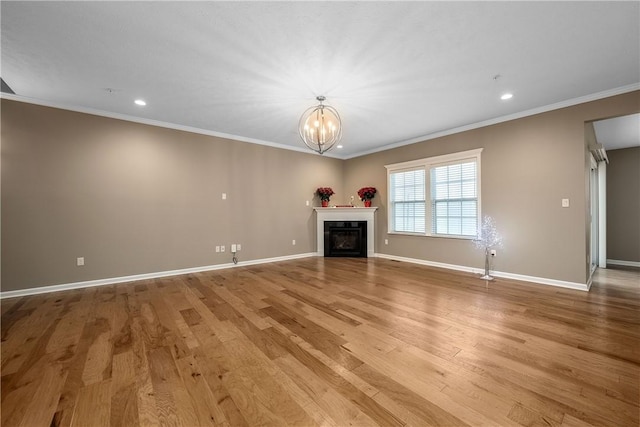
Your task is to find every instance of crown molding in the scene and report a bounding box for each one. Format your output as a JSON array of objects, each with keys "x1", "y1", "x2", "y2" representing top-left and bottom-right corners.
[
  {"x1": 342, "y1": 83, "x2": 640, "y2": 159},
  {"x1": 0, "y1": 93, "x2": 344, "y2": 159},
  {"x1": 3, "y1": 82, "x2": 638, "y2": 161}
]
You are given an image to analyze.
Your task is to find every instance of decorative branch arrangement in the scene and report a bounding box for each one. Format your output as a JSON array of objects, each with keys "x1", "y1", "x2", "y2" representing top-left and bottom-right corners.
[{"x1": 473, "y1": 216, "x2": 503, "y2": 280}]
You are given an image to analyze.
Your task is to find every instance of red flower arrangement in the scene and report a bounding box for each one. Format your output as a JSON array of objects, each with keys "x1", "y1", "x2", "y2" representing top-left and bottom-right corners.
[
  {"x1": 357, "y1": 187, "x2": 377, "y2": 201},
  {"x1": 316, "y1": 187, "x2": 335, "y2": 202}
]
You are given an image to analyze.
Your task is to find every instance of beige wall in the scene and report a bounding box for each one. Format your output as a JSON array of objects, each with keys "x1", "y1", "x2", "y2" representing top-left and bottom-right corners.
[
  {"x1": 2, "y1": 92, "x2": 639, "y2": 291},
  {"x1": 606, "y1": 146, "x2": 640, "y2": 263},
  {"x1": 1, "y1": 100, "x2": 344, "y2": 291},
  {"x1": 344, "y1": 91, "x2": 639, "y2": 284}
]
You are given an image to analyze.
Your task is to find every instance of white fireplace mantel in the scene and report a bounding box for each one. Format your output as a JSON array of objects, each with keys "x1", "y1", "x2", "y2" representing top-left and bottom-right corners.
[{"x1": 314, "y1": 207, "x2": 378, "y2": 257}]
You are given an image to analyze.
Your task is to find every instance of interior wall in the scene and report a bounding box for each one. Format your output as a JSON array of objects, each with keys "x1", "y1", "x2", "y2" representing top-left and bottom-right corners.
[
  {"x1": 2, "y1": 92, "x2": 638, "y2": 292},
  {"x1": 606, "y1": 146, "x2": 640, "y2": 263},
  {"x1": 1, "y1": 100, "x2": 344, "y2": 292},
  {"x1": 344, "y1": 91, "x2": 639, "y2": 284}
]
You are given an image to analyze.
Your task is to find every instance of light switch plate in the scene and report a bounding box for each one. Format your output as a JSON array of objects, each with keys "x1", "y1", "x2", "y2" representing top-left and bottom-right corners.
[{"x1": 562, "y1": 198, "x2": 570, "y2": 208}]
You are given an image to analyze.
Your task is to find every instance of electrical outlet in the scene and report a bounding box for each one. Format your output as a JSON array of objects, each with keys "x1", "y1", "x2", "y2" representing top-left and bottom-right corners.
[
  {"x1": 490, "y1": 249, "x2": 497, "y2": 257},
  {"x1": 385, "y1": 239, "x2": 389, "y2": 245},
  {"x1": 221, "y1": 245, "x2": 225, "y2": 252},
  {"x1": 562, "y1": 198, "x2": 570, "y2": 208},
  {"x1": 215, "y1": 246, "x2": 220, "y2": 253},
  {"x1": 231, "y1": 244, "x2": 237, "y2": 252},
  {"x1": 292, "y1": 239, "x2": 296, "y2": 246},
  {"x1": 305, "y1": 200, "x2": 309, "y2": 206},
  {"x1": 76, "y1": 257, "x2": 84, "y2": 266},
  {"x1": 237, "y1": 244, "x2": 241, "y2": 251},
  {"x1": 222, "y1": 193, "x2": 227, "y2": 200}
]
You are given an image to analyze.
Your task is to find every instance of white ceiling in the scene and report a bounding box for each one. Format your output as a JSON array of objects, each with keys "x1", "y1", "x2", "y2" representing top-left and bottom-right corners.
[
  {"x1": 1, "y1": 1, "x2": 639, "y2": 159},
  {"x1": 593, "y1": 114, "x2": 640, "y2": 151}
]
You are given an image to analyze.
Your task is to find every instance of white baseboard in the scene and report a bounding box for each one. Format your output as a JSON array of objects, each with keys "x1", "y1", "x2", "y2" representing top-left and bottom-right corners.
[
  {"x1": 375, "y1": 253, "x2": 589, "y2": 292},
  {"x1": 606, "y1": 259, "x2": 640, "y2": 268},
  {"x1": 0, "y1": 252, "x2": 316, "y2": 299},
  {"x1": 1, "y1": 251, "x2": 593, "y2": 299},
  {"x1": 375, "y1": 253, "x2": 477, "y2": 274}
]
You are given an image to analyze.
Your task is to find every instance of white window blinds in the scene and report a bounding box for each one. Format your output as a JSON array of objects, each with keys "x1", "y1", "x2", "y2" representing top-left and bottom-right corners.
[
  {"x1": 431, "y1": 161, "x2": 478, "y2": 236},
  {"x1": 390, "y1": 168, "x2": 426, "y2": 233}
]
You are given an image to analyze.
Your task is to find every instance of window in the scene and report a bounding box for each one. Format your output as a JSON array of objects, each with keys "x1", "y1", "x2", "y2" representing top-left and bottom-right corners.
[
  {"x1": 431, "y1": 161, "x2": 477, "y2": 236},
  {"x1": 386, "y1": 149, "x2": 482, "y2": 238},
  {"x1": 390, "y1": 168, "x2": 425, "y2": 233}
]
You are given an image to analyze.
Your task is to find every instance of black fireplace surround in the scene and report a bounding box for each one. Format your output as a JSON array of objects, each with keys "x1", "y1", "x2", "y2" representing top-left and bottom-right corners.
[{"x1": 323, "y1": 221, "x2": 367, "y2": 257}]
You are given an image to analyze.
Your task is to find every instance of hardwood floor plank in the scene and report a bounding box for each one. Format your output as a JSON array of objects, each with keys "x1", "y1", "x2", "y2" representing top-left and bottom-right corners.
[
  {"x1": 192, "y1": 353, "x2": 249, "y2": 426},
  {"x1": 261, "y1": 304, "x2": 364, "y2": 371},
  {"x1": 1, "y1": 259, "x2": 637, "y2": 426},
  {"x1": 174, "y1": 355, "x2": 224, "y2": 427},
  {"x1": 210, "y1": 286, "x2": 271, "y2": 330},
  {"x1": 264, "y1": 323, "x2": 403, "y2": 426},
  {"x1": 180, "y1": 285, "x2": 244, "y2": 343},
  {"x1": 353, "y1": 363, "x2": 469, "y2": 426},
  {"x1": 274, "y1": 353, "x2": 377, "y2": 426},
  {"x1": 110, "y1": 350, "x2": 140, "y2": 427},
  {"x1": 475, "y1": 338, "x2": 639, "y2": 406},
  {"x1": 188, "y1": 327, "x2": 250, "y2": 426},
  {"x1": 2, "y1": 296, "x2": 61, "y2": 376},
  {"x1": 281, "y1": 289, "x2": 362, "y2": 327},
  {"x1": 332, "y1": 297, "x2": 462, "y2": 359},
  {"x1": 52, "y1": 301, "x2": 105, "y2": 427},
  {"x1": 129, "y1": 317, "x2": 160, "y2": 427},
  {"x1": 81, "y1": 317, "x2": 112, "y2": 386},
  {"x1": 452, "y1": 347, "x2": 635, "y2": 426},
  {"x1": 223, "y1": 337, "x2": 318, "y2": 426},
  {"x1": 70, "y1": 380, "x2": 112, "y2": 427},
  {"x1": 228, "y1": 316, "x2": 288, "y2": 360},
  {"x1": 0, "y1": 296, "x2": 24, "y2": 317},
  {"x1": 148, "y1": 346, "x2": 199, "y2": 427},
  {"x1": 269, "y1": 361, "x2": 341, "y2": 427},
  {"x1": 1, "y1": 378, "x2": 38, "y2": 426},
  {"x1": 507, "y1": 403, "x2": 562, "y2": 427},
  {"x1": 343, "y1": 340, "x2": 504, "y2": 426},
  {"x1": 18, "y1": 362, "x2": 68, "y2": 427}
]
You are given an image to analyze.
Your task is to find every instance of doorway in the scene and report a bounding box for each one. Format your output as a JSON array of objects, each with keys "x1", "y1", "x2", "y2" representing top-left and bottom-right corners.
[{"x1": 591, "y1": 113, "x2": 640, "y2": 272}]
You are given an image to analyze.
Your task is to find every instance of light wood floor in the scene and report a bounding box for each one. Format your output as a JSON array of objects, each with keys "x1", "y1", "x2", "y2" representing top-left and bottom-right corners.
[{"x1": 1, "y1": 258, "x2": 638, "y2": 427}]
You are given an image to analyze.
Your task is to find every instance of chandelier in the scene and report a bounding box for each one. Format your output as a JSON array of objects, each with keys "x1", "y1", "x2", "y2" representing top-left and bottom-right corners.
[{"x1": 298, "y1": 96, "x2": 342, "y2": 155}]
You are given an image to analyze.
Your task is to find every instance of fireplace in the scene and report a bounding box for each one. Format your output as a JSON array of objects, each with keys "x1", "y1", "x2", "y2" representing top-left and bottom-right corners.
[
  {"x1": 324, "y1": 221, "x2": 367, "y2": 257},
  {"x1": 313, "y1": 207, "x2": 377, "y2": 257}
]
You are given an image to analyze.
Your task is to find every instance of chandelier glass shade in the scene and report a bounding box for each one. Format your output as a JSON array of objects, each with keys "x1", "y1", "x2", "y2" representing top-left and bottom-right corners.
[{"x1": 298, "y1": 96, "x2": 342, "y2": 155}]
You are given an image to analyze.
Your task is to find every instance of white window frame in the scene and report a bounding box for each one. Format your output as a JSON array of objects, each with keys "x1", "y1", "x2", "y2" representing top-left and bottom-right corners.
[{"x1": 385, "y1": 148, "x2": 483, "y2": 239}]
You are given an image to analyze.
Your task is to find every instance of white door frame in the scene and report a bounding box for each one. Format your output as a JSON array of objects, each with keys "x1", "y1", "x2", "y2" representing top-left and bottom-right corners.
[{"x1": 598, "y1": 161, "x2": 607, "y2": 268}]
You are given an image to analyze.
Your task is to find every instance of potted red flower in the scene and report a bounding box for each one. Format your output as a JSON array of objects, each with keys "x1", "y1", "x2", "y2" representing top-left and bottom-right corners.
[
  {"x1": 316, "y1": 187, "x2": 335, "y2": 207},
  {"x1": 357, "y1": 187, "x2": 377, "y2": 207}
]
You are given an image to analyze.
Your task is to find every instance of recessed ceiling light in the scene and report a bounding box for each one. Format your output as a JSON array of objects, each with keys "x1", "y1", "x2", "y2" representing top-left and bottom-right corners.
[
  {"x1": 501, "y1": 93, "x2": 513, "y2": 100},
  {"x1": 337, "y1": 145, "x2": 343, "y2": 149},
  {"x1": 134, "y1": 99, "x2": 146, "y2": 106}
]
